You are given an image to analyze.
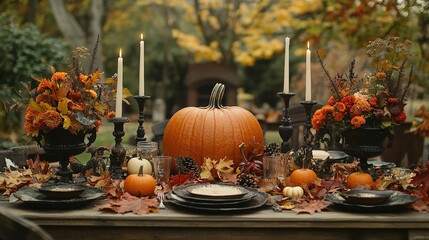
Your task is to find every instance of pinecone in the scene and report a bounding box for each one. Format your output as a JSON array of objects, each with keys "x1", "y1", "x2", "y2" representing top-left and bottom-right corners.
[
  {"x1": 264, "y1": 142, "x2": 281, "y2": 156},
  {"x1": 176, "y1": 156, "x2": 200, "y2": 178},
  {"x1": 236, "y1": 173, "x2": 259, "y2": 188}
]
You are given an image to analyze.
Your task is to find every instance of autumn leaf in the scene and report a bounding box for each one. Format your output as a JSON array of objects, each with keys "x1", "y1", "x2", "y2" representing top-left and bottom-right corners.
[
  {"x1": 0, "y1": 156, "x2": 52, "y2": 196},
  {"x1": 58, "y1": 98, "x2": 69, "y2": 114},
  {"x1": 170, "y1": 172, "x2": 195, "y2": 187},
  {"x1": 218, "y1": 172, "x2": 237, "y2": 184},
  {"x1": 62, "y1": 114, "x2": 72, "y2": 129},
  {"x1": 98, "y1": 192, "x2": 158, "y2": 215},
  {"x1": 281, "y1": 201, "x2": 296, "y2": 210},
  {"x1": 293, "y1": 200, "x2": 331, "y2": 215},
  {"x1": 215, "y1": 157, "x2": 235, "y2": 177},
  {"x1": 200, "y1": 157, "x2": 215, "y2": 181},
  {"x1": 26, "y1": 155, "x2": 50, "y2": 175},
  {"x1": 86, "y1": 171, "x2": 122, "y2": 199}
]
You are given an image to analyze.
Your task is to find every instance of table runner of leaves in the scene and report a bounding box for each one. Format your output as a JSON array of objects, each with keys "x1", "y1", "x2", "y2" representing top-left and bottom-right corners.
[{"x1": 1, "y1": 155, "x2": 428, "y2": 215}]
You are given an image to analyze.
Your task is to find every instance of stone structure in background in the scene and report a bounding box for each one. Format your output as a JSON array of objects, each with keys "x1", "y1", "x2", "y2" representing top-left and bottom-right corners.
[{"x1": 184, "y1": 62, "x2": 238, "y2": 107}]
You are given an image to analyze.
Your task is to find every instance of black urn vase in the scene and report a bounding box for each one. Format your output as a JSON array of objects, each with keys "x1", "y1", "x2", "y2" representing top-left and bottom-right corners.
[
  {"x1": 37, "y1": 128, "x2": 96, "y2": 182},
  {"x1": 342, "y1": 126, "x2": 388, "y2": 171}
]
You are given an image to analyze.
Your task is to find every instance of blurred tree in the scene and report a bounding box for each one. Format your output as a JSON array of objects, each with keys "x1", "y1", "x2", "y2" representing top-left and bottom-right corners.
[
  {"x1": 0, "y1": 16, "x2": 68, "y2": 149},
  {"x1": 48, "y1": 0, "x2": 107, "y2": 75},
  {"x1": 152, "y1": 0, "x2": 428, "y2": 106}
]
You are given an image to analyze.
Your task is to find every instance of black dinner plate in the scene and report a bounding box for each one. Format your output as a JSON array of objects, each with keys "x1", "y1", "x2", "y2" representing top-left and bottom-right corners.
[
  {"x1": 13, "y1": 186, "x2": 105, "y2": 209},
  {"x1": 168, "y1": 192, "x2": 253, "y2": 206},
  {"x1": 173, "y1": 184, "x2": 258, "y2": 202},
  {"x1": 325, "y1": 191, "x2": 418, "y2": 212},
  {"x1": 168, "y1": 191, "x2": 269, "y2": 212}
]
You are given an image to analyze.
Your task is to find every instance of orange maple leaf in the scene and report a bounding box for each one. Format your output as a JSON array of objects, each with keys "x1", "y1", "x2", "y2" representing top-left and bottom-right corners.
[{"x1": 98, "y1": 192, "x2": 158, "y2": 215}]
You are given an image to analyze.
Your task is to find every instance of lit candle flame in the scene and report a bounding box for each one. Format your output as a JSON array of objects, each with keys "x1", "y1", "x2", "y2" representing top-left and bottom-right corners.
[
  {"x1": 141, "y1": 33, "x2": 144, "y2": 41},
  {"x1": 119, "y1": 48, "x2": 122, "y2": 58},
  {"x1": 307, "y1": 41, "x2": 310, "y2": 49}
]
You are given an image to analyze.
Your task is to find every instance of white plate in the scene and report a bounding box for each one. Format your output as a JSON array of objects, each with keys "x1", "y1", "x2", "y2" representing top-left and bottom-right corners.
[{"x1": 185, "y1": 184, "x2": 248, "y2": 199}]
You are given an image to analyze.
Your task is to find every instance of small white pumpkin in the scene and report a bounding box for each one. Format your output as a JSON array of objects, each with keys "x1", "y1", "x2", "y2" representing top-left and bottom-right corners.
[
  {"x1": 127, "y1": 157, "x2": 152, "y2": 175},
  {"x1": 282, "y1": 186, "x2": 304, "y2": 199}
]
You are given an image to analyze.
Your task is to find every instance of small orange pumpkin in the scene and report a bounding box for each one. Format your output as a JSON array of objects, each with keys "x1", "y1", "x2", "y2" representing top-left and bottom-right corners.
[
  {"x1": 123, "y1": 166, "x2": 156, "y2": 197},
  {"x1": 163, "y1": 83, "x2": 264, "y2": 168},
  {"x1": 346, "y1": 172, "x2": 373, "y2": 189},
  {"x1": 290, "y1": 169, "x2": 318, "y2": 187}
]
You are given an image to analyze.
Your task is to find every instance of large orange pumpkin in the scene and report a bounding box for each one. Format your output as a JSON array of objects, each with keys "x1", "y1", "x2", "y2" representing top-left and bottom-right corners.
[{"x1": 163, "y1": 83, "x2": 264, "y2": 168}]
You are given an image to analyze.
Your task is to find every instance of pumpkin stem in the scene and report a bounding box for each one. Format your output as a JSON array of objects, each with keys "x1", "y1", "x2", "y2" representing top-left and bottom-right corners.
[
  {"x1": 215, "y1": 84, "x2": 225, "y2": 109},
  {"x1": 239, "y1": 143, "x2": 249, "y2": 163},
  {"x1": 207, "y1": 83, "x2": 221, "y2": 109},
  {"x1": 207, "y1": 83, "x2": 225, "y2": 110},
  {"x1": 138, "y1": 165, "x2": 144, "y2": 176}
]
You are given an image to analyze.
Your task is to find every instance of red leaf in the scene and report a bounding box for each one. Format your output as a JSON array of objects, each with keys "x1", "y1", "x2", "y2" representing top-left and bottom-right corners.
[
  {"x1": 170, "y1": 172, "x2": 195, "y2": 187},
  {"x1": 98, "y1": 192, "x2": 158, "y2": 215},
  {"x1": 292, "y1": 200, "x2": 331, "y2": 215}
]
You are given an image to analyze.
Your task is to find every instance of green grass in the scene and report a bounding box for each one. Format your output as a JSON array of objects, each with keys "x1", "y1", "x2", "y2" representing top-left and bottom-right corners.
[
  {"x1": 75, "y1": 120, "x2": 152, "y2": 164},
  {"x1": 75, "y1": 119, "x2": 282, "y2": 164}
]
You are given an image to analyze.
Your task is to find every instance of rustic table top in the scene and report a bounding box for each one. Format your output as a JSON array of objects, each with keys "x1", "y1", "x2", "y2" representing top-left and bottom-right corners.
[{"x1": 2, "y1": 198, "x2": 429, "y2": 240}]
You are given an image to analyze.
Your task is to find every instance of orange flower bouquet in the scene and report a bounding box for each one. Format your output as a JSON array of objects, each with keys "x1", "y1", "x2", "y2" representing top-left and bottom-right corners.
[
  {"x1": 24, "y1": 46, "x2": 116, "y2": 137},
  {"x1": 312, "y1": 37, "x2": 413, "y2": 141}
]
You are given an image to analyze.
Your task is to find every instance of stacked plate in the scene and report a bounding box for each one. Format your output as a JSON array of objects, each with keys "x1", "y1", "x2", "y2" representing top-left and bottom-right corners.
[
  {"x1": 12, "y1": 185, "x2": 104, "y2": 209},
  {"x1": 167, "y1": 183, "x2": 268, "y2": 212},
  {"x1": 325, "y1": 190, "x2": 418, "y2": 212}
]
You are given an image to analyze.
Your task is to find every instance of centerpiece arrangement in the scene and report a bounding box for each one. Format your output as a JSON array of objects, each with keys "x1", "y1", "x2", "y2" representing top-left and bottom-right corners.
[
  {"x1": 23, "y1": 42, "x2": 117, "y2": 182},
  {"x1": 311, "y1": 37, "x2": 413, "y2": 170},
  {"x1": 3, "y1": 36, "x2": 428, "y2": 215}
]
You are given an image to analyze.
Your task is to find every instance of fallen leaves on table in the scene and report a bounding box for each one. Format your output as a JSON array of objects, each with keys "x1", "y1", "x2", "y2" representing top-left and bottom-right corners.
[
  {"x1": 86, "y1": 171, "x2": 122, "y2": 199},
  {"x1": 0, "y1": 156, "x2": 52, "y2": 195},
  {"x1": 408, "y1": 162, "x2": 429, "y2": 212},
  {"x1": 27, "y1": 155, "x2": 50, "y2": 175},
  {"x1": 98, "y1": 192, "x2": 158, "y2": 215},
  {"x1": 170, "y1": 172, "x2": 196, "y2": 187},
  {"x1": 281, "y1": 201, "x2": 296, "y2": 210},
  {"x1": 200, "y1": 157, "x2": 237, "y2": 182},
  {"x1": 292, "y1": 200, "x2": 331, "y2": 215}
]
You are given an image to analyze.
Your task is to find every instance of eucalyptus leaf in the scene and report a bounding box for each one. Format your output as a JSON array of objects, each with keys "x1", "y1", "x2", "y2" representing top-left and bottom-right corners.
[{"x1": 72, "y1": 111, "x2": 96, "y2": 126}]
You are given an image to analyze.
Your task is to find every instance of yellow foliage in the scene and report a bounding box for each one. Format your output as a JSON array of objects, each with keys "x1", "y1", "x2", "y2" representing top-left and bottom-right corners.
[
  {"x1": 62, "y1": 114, "x2": 71, "y2": 130},
  {"x1": 58, "y1": 99, "x2": 69, "y2": 114}
]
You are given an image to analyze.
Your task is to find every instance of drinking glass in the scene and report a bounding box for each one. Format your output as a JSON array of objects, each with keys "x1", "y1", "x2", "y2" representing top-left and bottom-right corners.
[
  {"x1": 263, "y1": 154, "x2": 289, "y2": 187},
  {"x1": 136, "y1": 141, "x2": 158, "y2": 162}
]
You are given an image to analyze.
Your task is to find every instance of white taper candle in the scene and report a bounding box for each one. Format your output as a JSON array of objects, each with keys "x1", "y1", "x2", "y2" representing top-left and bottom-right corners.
[
  {"x1": 116, "y1": 49, "x2": 123, "y2": 117},
  {"x1": 305, "y1": 41, "x2": 311, "y2": 101}
]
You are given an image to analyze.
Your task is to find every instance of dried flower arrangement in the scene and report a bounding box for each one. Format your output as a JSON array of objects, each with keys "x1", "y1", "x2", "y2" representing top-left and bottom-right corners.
[
  {"x1": 312, "y1": 37, "x2": 413, "y2": 136},
  {"x1": 20, "y1": 39, "x2": 118, "y2": 137}
]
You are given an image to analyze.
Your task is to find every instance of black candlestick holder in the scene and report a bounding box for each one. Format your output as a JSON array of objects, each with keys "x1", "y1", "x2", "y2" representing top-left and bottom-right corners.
[
  {"x1": 108, "y1": 117, "x2": 129, "y2": 180},
  {"x1": 300, "y1": 100, "x2": 318, "y2": 144},
  {"x1": 134, "y1": 95, "x2": 151, "y2": 143},
  {"x1": 299, "y1": 100, "x2": 318, "y2": 167},
  {"x1": 277, "y1": 92, "x2": 295, "y2": 153}
]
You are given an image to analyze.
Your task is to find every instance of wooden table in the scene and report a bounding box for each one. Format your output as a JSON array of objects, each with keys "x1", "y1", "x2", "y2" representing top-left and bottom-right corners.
[{"x1": 2, "y1": 199, "x2": 429, "y2": 240}]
